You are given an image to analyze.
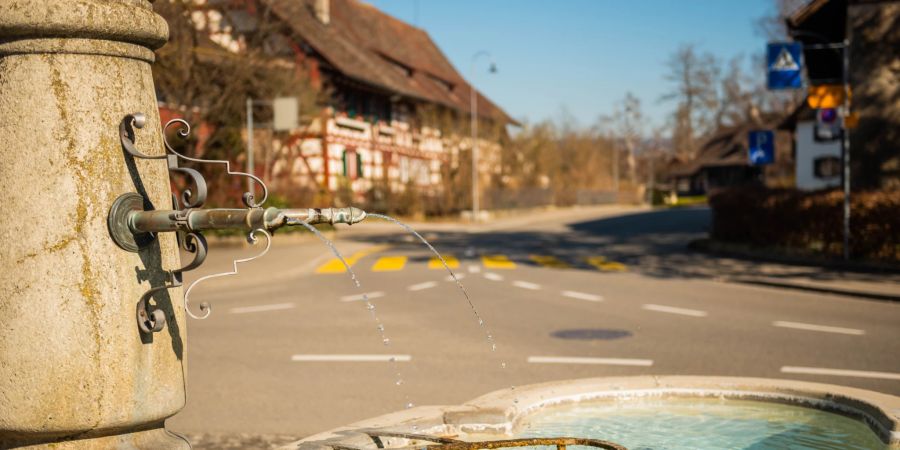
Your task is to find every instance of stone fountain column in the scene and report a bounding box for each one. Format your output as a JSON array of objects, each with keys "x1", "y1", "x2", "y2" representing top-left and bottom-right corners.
[{"x1": 0, "y1": 1, "x2": 189, "y2": 448}]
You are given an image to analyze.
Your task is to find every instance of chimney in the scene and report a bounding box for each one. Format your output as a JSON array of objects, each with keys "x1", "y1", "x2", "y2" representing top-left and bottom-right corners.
[{"x1": 315, "y1": 0, "x2": 330, "y2": 25}]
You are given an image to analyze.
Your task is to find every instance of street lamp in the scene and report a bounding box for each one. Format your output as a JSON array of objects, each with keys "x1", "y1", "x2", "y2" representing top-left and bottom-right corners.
[{"x1": 470, "y1": 50, "x2": 496, "y2": 221}]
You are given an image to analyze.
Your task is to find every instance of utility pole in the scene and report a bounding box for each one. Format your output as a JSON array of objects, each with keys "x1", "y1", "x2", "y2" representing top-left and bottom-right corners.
[
  {"x1": 647, "y1": 152, "x2": 655, "y2": 204},
  {"x1": 841, "y1": 37, "x2": 851, "y2": 260},
  {"x1": 612, "y1": 144, "x2": 619, "y2": 194},
  {"x1": 247, "y1": 97, "x2": 255, "y2": 197}
]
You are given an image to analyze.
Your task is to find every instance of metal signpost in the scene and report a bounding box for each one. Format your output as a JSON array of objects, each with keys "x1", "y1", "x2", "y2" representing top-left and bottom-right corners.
[
  {"x1": 748, "y1": 130, "x2": 775, "y2": 166},
  {"x1": 246, "y1": 96, "x2": 299, "y2": 198},
  {"x1": 767, "y1": 37, "x2": 851, "y2": 260}
]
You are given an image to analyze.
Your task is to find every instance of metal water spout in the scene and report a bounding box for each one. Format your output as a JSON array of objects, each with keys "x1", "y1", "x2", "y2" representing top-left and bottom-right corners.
[
  {"x1": 108, "y1": 113, "x2": 369, "y2": 335},
  {"x1": 110, "y1": 198, "x2": 367, "y2": 248}
]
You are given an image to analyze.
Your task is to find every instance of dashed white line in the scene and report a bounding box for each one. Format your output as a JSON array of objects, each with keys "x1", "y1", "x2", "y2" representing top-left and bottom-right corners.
[
  {"x1": 513, "y1": 280, "x2": 541, "y2": 290},
  {"x1": 291, "y1": 354, "x2": 412, "y2": 362},
  {"x1": 561, "y1": 290, "x2": 604, "y2": 302},
  {"x1": 781, "y1": 366, "x2": 900, "y2": 381},
  {"x1": 445, "y1": 273, "x2": 465, "y2": 281},
  {"x1": 772, "y1": 321, "x2": 864, "y2": 335},
  {"x1": 340, "y1": 291, "x2": 386, "y2": 302},
  {"x1": 407, "y1": 281, "x2": 438, "y2": 291},
  {"x1": 642, "y1": 304, "x2": 708, "y2": 317},
  {"x1": 527, "y1": 356, "x2": 653, "y2": 367},
  {"x1": 229, "y1": 303, "x2": 296, "y2": 314},
  {"x1": 468, "y1": 265, "x2": 482, "y2": 274},
  {"x1": 483, "y1": 272, "x2": 505, "y2": 281}
]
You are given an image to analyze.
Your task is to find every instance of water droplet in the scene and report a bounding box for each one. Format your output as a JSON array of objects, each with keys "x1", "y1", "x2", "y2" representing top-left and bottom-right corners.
[
  {"x1": 367, "y1": 303, "x2": 376, "y2": 311},
  {"x1": 491, "y1": 344, "x2": 497, "y2": 352},
  {"x1": 478, "y1": 319, "x2": 484, "y2": 326},
  {"x1": 513, "y1": 398, "x2": 519, "y2": 404},
  {"x1": 405, "y1": 402, "x2": 414, "y2": 409},
  {"x1": 500, "y1": 362, "x2": 507, "y2": 369},
  {"x1": 382, "y1": 338, "x2": 391, "y2": 346},
  {"x1": 510, "y1": 385, "x2": 516, "y2": 391},
  {"x1": 412, "y1": 425, "x2": 419, "y2": 431},
  {"x1": 377, "y1": 324, "x2": 385, "y2": 332},
  {"x1": 395, "y1": 379, "x2": 403, "y2": 385}
]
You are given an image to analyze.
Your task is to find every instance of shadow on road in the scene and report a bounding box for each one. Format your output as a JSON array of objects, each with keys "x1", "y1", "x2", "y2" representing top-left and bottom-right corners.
[{"x1": 344, "y1": 207, "x2": 895, "y2": 285}]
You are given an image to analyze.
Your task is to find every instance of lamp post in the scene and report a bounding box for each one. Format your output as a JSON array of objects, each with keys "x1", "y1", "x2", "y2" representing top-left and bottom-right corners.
[{"x1": 470, "y1": 51, "x2": 496, "y2": 221}]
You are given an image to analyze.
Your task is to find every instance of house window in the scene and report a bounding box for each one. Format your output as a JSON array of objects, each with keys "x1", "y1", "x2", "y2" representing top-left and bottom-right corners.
[
  {"x1": 343, "y1": 149, "x2": 363, "y2": 180},
  {"x1": 814, "y1": 156, "x2": 841, "y2": 179}
]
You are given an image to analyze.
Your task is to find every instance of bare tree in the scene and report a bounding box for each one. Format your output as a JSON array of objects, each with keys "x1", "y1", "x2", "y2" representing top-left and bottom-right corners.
[
  {"x1": 660, "y1": 44, "x2": 721, "y2": 158},
  {"x1": 612, "y1": 92, "x2": 643, "y2": 184}
]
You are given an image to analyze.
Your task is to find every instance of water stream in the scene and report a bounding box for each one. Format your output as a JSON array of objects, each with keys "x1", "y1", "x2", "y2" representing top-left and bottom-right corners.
[
  {"x1": 366, "y1": 214, "x2": 505, "y2": 369},
  {"x1": 290, "y1": 219, "x2": 413, "y2": 409}
]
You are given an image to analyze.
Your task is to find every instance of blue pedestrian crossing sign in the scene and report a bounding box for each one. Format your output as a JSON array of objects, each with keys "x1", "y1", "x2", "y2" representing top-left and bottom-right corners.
[
  {"x1": 767, "y1": 42, "x2": 803, "y2": 90},
  {"x1": 748, "y1": 130, "x2": 775, "y2": 166}
]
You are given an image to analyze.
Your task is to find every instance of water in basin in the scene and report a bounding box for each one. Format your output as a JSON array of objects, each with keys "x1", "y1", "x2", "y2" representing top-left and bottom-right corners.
[{"x1": 513, "y1": 397, "x2": 887, "y2": 449}]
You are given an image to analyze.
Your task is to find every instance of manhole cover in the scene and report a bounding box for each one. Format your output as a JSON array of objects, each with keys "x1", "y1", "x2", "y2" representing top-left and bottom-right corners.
[{"x1": 551, "y1": 328, "x2": 632, "y2": 340}]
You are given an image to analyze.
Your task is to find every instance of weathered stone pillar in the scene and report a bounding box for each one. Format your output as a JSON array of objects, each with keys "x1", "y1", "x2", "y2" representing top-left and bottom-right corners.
[{"x1": 0, "y1": 1, "x2": 188, "y2": 448}]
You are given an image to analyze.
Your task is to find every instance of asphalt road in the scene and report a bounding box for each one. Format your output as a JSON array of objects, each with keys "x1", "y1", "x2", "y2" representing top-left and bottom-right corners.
[{"x1": 167, "y1": 206, "x2": 900, "y2": 443}]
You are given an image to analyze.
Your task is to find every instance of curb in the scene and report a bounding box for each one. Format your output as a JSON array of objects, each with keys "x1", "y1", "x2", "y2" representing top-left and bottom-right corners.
[
  {"x1": 688, "y1": 239, "x2": 900, "y2": 274},
  {"x1": 728, "y1": 277, "x2": 900, "y2": 302},
  {"x1": 689, "y1": 239, "x2": 900, "y2": 302}
]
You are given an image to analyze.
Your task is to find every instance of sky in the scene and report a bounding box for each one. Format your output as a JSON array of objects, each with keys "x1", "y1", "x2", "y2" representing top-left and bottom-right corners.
[{"x1": 366, "y1": 0, "x2": 777, "y2": 131}]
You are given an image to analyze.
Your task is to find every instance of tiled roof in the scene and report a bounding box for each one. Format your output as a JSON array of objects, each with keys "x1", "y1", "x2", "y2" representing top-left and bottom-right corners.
[{"x1": 266, "y1": 0, "x2": 516, "y2": 124}]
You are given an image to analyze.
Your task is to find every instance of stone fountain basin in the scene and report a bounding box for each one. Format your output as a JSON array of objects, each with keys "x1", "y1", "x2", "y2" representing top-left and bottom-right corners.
[{"x1": 281, "y1": 376, "x2": 900, "y2": 449}]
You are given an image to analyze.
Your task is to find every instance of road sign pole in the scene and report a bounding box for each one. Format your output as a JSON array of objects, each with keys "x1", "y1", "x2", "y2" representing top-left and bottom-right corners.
[{"x1": 841, "y1": 39, "x2": 851, "y2": 261}]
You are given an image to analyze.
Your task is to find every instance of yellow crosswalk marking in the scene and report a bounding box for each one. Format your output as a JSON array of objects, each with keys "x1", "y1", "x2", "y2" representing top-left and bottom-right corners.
[
  {"x1": 585, "y1": 256, "x2": 627, "y2": 272},
  {"x1": 428, "y1": 255, "x2": 459, "y2": 269},
  {"x1": 315, "y1": 245, "x2": 389, "y2": 274},
  {"x1": 371, "y1": 256, "x2": 407, "y2": 272},
  {"x1": 529, "y1": 254, "x2": 571, "y2": 269},
  {"x1": 482, "y1": 254, "x2": 516, "y2": 269}
]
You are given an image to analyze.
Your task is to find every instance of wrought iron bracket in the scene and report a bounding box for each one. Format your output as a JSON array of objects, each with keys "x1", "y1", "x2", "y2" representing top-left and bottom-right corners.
[{"x1": 110, "y1": 113, "x2": 366, "y2": 334}]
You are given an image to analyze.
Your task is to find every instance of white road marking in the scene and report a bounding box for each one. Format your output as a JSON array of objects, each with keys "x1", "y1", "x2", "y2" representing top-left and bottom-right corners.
[
  {"x1": 340, "y1": 291, "x2": 385, "y2": 302},
  {"x1": 468, "y1": 265, "x2": 482, "y2": 274},
  {"x1": 229, "y1": 303, "x2": 296, "y2": 314},
  {"x1": 445, "y1": 274, "x2": 465, "y2": 281},
  {"x1": 528, "y1": 356, "x2": 653, "y2": 367},
  {"x1": 772, "y1": 321, "x2": 864, "y2": 335},
  {"x1": 291, "y1": 354, "x2": 412, "y2": 362},
  {"x1": 408, "y1": 281, "x2": 437, "y2": 291},
  {"x1": 513, "y1": 280, "x2": 541, "y2": 290},
  {"x1": 642, "y1": 304, "x2": 708, "y2": 317},
  {"x1": 483, "y1": 272, "x2": 505, "y2": 281},
  {"x1": 781, "y1": 366, "x2": 900, "y2": 381},
  {"x1": 561, "y1": 290, "x2": 604, "y2": 302}
]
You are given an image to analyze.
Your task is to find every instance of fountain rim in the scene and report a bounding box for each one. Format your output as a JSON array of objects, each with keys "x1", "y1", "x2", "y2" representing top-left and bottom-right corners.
[{"x1": 286, "y1": 375, "x2": 900, "y2": 449}]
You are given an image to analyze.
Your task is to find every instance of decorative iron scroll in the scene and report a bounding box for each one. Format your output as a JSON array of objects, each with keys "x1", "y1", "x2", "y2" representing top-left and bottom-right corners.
[
  {"x1": 331, "y1": 431, "x2": 627, "y2": 450},
  {"x1": 120, "y1": 113, "x2": 271, "y2": 333}
]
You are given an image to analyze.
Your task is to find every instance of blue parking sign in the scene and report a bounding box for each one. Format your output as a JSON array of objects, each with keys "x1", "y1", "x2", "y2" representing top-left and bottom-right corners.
[
  {"x1": 748, "y1": 130, "x2": 775, "y2": 166},
  {"x1": 767, "y1": 42, "x2": 803, "y2": 90}
]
